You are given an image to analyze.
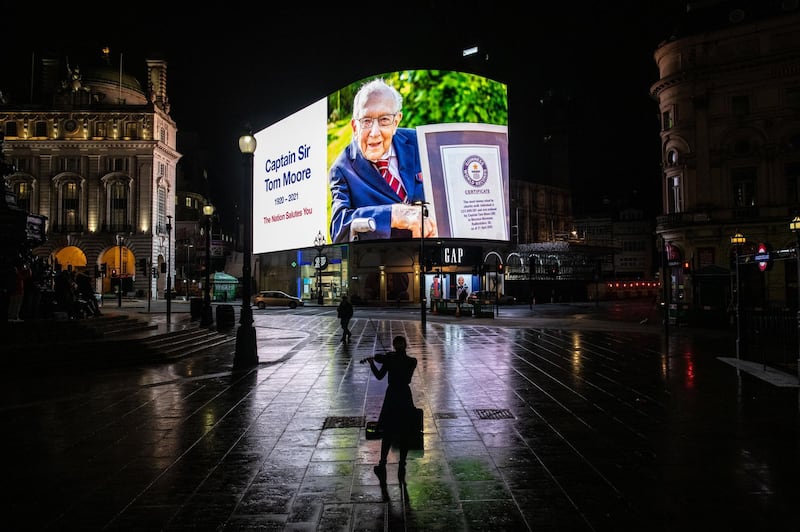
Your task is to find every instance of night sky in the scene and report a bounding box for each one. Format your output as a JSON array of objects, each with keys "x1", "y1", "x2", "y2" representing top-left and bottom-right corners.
[{"x1": 3, "y1": 2, "x2": 688, "y2": 224}]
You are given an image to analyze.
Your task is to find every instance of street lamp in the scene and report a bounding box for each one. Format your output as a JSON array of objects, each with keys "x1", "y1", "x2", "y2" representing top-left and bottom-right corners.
[
  {"x1": 790, "y1": 216, "x2": 800, "y2": 383},
  {"x1": 413, "y1": 200, "x2": 428, "y2": 333},
  {"x1": 116, "y1": 234, "x2": 125, "y2": 308},
  {"x1": 200, "y1": 203, "x2": 215, "y2": 327},
  {"x1": 166, "y1": 215, "x2": 173, "y2": 324},
  {"x1": 730, "y1": 231, "x2": 746, "y2": 361},
  {"x1": 528, "y1": 254, "x2": 534, "y2": 310},
  {"x1": 234, "y1": 132, "x2": 258, "y2": 370},
  {"x1": 184, "y1": 242, "x2": 194, "y2": 301},
  {"x1": 314, "y1": 230, "x2": 325, "y2": 305}
]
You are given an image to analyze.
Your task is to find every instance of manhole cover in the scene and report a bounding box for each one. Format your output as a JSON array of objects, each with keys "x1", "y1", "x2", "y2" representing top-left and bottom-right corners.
[
  {"x1": 474, "y1": 409, "x2": 514, "y2": 420},
  {"x1": 322, "y1": 416, "x2": 366, "y2": 429}
]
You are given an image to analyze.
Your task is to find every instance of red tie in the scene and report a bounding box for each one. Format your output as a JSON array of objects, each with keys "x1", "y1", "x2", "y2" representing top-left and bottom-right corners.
[{"x1": 377, "y1": 159, "x2": 406, "y2": 202}]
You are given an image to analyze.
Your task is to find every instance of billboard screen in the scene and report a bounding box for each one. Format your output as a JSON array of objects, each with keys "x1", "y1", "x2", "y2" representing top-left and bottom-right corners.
[{"x1": 252, "y1": 70, "x2": 509, "y2": 254}]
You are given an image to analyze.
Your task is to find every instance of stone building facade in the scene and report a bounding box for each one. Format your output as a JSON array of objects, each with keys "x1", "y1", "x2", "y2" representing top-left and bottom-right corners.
[
  {"x1": 1, "y1": 49, "x2": 180, "y2": 301},
  {"x1": 651, "y1": 2, "x2": 800, "y2": 321}
]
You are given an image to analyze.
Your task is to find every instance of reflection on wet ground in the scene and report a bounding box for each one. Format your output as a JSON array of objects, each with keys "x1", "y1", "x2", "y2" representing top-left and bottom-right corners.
[{"x1": 2, "y1": 310, "x2": 799, "y2": 531}]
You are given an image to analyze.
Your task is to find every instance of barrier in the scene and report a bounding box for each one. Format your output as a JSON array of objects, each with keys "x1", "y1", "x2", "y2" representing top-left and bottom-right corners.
[
  {"x1": 190, "y1": 298, "x2": 203, "y2": 320},
  {"x1": 216, "y1": 304, "x2": 235, "y2": 329}
]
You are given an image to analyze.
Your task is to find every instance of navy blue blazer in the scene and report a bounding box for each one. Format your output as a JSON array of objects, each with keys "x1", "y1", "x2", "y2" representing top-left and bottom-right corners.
[{"x1": 329, "y1": 127, "x2": 424, "y2": 243}]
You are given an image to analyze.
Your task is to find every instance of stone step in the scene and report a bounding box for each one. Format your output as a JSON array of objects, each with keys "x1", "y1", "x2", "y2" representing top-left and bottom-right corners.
[{"x1": 3, "y1": 315, "x2": 235, "y2": 371}]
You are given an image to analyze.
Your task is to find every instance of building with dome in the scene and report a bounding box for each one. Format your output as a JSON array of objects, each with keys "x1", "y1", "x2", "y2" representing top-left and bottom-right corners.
[{"x1": 0, "y1": 48, "x2": 180, "y2": 305}]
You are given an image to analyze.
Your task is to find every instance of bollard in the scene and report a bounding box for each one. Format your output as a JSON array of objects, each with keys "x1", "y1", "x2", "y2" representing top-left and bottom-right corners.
[
  {"x1": 190, "y1": 297, "x2": 203, "y2": 320},
  {"x1": 216, "y1": 304, "x2": 235, "y2": 329}
]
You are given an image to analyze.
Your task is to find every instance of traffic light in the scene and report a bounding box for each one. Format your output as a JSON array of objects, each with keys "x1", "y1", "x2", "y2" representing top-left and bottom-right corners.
[
  {"x1": 497, "y1": 263, "x2": 504, "y2": 273},
  {"x1": 100, "y1": 263, "x2": 107, "y2": 276},
  {"x1": 139, "y1": 258, "x2": 147, "y2": 275},
  {"x1": 682, "y1": 260, "x2": 691, "y2": 274},
  {"x1": 94, "y1": 264, "x2": 100, "y2": 277},
  {"x1": 111, "y1": 268, "x2": 118, "y2": 278}
]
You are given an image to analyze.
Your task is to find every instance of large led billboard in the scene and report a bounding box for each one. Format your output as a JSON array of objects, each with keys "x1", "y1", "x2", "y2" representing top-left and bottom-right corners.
[{"x1": 251, "y1": 70, "x2": 508, "y2": 254}]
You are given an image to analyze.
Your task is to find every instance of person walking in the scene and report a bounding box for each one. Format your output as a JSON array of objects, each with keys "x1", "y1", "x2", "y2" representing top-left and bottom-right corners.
[
  {"x1": 362, "y1": 335, "x2": 419, "y2": 484},
  {"x1": 6, "y1": 259, "x2": 29, "y2": 322},
  {"x1": 337, "y1": 294, "x2": 354, "y2": 343}
]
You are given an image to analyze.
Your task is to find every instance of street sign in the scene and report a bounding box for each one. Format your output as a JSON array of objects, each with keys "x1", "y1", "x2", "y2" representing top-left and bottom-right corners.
[{"x1": 314, "y1": 255, "x2": 328, "y2": 270}]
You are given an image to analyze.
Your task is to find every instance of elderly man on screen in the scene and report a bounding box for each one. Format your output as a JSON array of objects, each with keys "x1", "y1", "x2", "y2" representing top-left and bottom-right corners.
[{"x1": 329, "y1": 78, "x2": 437, "y2": 243}]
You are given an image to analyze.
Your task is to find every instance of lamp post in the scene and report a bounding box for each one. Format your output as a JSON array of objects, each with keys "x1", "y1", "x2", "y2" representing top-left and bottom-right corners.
[
  {"x1": 116, "y1": 234, "x2": 125, "y2": 308},
  {"x1": 730, "y1": 231, "x2": 746, "y2": 361},
  {"x1": 790, "y1": 216, "x2": 800, "y2": 383},
  {"x1": 200, "y1": 203, "x2": 215, "y2": 327},
  {"x1": 234, "y1": 133, "x2": 258, "y2": 370},
  {"x1": 413, "y1": 201, "x2": 428, "y2": 333},
  {"x1": 166, "y1": 215, "x2": 172, "y2": 325},
  {"x1": 314, "y1": 230, "x2": 325, "y2": 305},
  {"x1": 184, "y1": 242, "x2": 194, "y2": 301}
]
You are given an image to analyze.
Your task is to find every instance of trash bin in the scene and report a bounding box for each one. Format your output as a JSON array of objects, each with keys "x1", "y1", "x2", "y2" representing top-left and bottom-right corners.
[
  {"x1": 190, "y1": 297, "x2": 203, "y2": 320},
  {"x1": 216, "y1": 304, "x2": 235, "y2": 329}
]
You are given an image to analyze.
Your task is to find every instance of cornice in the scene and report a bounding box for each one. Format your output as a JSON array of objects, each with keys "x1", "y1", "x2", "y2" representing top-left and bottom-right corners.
[{"x1": 5, "y1": 139, "x2": 160, "y2": 151}]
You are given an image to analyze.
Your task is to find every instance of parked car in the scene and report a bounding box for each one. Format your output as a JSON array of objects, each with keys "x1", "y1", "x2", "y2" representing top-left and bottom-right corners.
[
  {"x1": 467, "y1": 290, "x2": 516, "y2": 305},
  {"x1": 253, "y1": 290, "x2": 304, "y2": 309}
]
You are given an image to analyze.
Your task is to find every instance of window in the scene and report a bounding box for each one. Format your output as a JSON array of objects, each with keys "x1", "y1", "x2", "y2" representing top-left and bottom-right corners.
[
  {"x1": 61, "y1": 182, "x2": 80, "y2": 231},
  {"x1": 13, "y1": 181, "x2": 30, "y2": 212},
  {"x1": 157, "y1": 162, "x2": 166, "y2": 177},
  {"x1": 731, "y1": 167, "x2": 757, "y2": 207},
  {"x1": 157, "y1": 188, "x2": 167, "y2": 234},
  {"x1": 667, "y1": 149, "x2": 679, "y2": 165},
  {"x1": 159, "y1": 127, "x2": 167, "y2": 143},
  {"x1": 107, "y1": 157, "x2": 128, "y2": 172},
  {"x1": 184, "y1": 196, "x2": 192, "y2": 207},
  {"x1": 34, "y1": 121, "x2": 47, "y2": 137},
  {"x1": 732, "y1": 95, "x2": 750, "y2": 115},
  {"x1": 125, "y1": 122, "x2": 137, "y2": 139},
  {"x1": 95, "y1": 122, "x2": 107, "y2": 137},
  {"x1": 4, "y1": 121, "x2": 18, "y2": 137},
  {"x1": 668, "y1": 175, "x2": 683, "y2": 214},
  {"x1": 109, "y1": 181, "x2": 128, "y2": 231},
  {"x1": 662, "y1": 110, "x2": 673, "y2": 130},
  {"x1": 57, "y1": 157, "x2": 81, "y2": 173},
  {"x1": 11, "y1": 157, "x2": 28, "y2": 172}
]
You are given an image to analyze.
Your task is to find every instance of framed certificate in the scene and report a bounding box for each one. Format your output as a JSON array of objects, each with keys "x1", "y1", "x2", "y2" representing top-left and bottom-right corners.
[{"x1": 417, "y1": 123, "x2": 509, "y2": 240}]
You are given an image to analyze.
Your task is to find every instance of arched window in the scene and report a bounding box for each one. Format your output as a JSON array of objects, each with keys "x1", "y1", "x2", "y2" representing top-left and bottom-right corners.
[
  {"x1": 109, "y1": 180, "x2": 129, "y2": 232},
  {"x1": 157, "y1": 187, "x2": 167, "y2": 234},
  {"x1": 61, "y1": 181, "x2": 80, "y2": 231}
]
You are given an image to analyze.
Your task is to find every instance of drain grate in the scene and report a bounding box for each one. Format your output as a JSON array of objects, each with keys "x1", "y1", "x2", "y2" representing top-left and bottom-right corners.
[
  {"x1": 474, "y1": 409, "x2": 514, "y2": 420},
  {"x1": 322, "y1": 416, "x2": 366, "y2": 429},
  {"x1": 434, "y1": 412, "x2": 458, "y2": 419}
]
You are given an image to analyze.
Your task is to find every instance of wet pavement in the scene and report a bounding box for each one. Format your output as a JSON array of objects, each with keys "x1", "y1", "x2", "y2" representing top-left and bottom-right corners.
[{"x1": 2, "y1": 300, "x2": 800, "y2": 531}]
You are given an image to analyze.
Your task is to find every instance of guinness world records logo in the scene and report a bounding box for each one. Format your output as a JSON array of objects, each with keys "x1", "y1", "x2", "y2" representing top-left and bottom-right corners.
[{"x1": 462, "y1": 155, "x2": 488, "y2": 187}]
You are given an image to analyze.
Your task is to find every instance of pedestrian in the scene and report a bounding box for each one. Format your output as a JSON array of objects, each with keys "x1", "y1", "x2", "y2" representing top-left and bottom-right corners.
[
  {"x1": 54, "y1": 270, "x2": 78, "y2": 319},
  {"x1": 75, "y1": 271, "x2": 101, "y2": 317},
  {"x1": 362, "y1": 335, "x2": 419, "y2": 484},
  {"x1": 6, "y1": 259, "x2": 29, "y2": 322},
  {"x1": 337, "y1": 294, "x2": 354, "y2": 343}
]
